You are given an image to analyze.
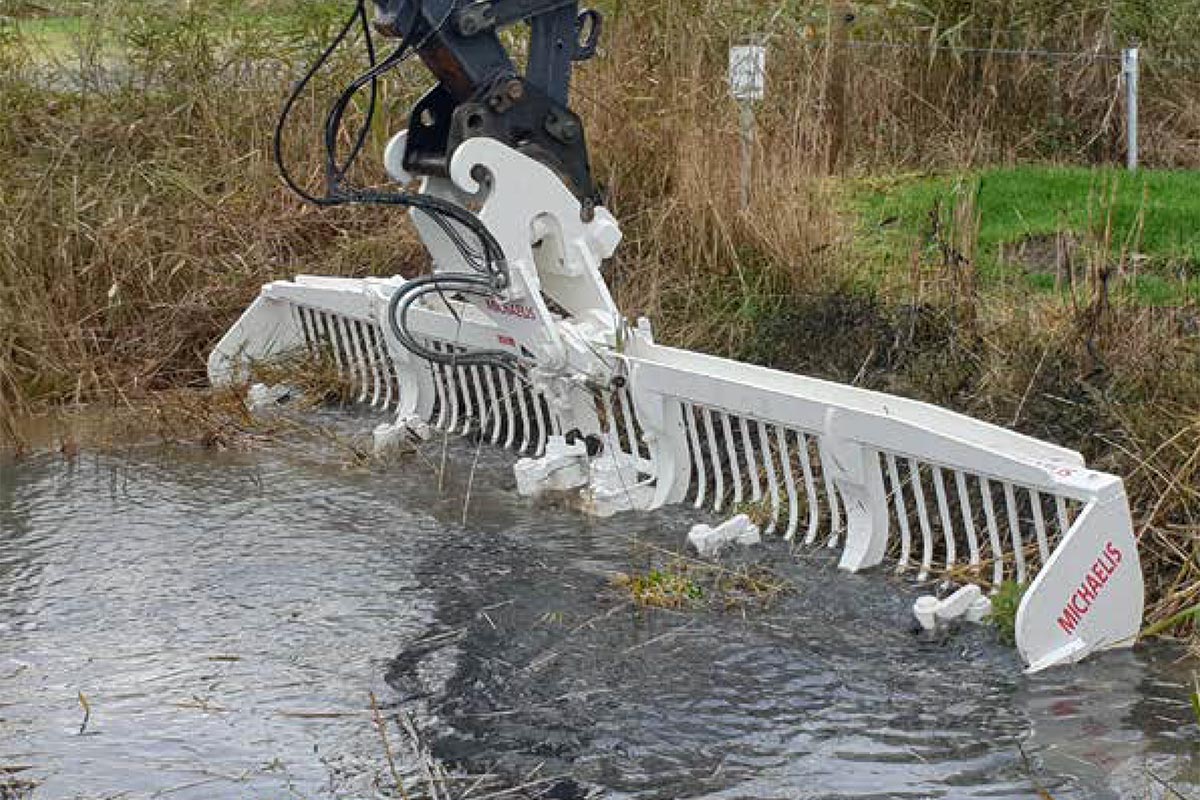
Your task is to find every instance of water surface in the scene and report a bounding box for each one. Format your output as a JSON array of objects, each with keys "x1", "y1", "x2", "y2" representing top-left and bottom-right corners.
[{"x1": 1, "y1": 421, "x2": 1197, "y2": 798}]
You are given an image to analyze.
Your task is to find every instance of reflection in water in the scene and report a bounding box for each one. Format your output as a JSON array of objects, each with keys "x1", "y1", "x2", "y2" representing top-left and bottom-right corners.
[{"x1": 0, "y1": 432, "x2": 1197, "y2": 799}]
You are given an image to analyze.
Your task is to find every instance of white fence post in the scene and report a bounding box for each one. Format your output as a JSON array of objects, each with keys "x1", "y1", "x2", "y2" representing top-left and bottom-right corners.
[{"x1": 1123, "y1": 46, "x2": 1139, "y2": 171}]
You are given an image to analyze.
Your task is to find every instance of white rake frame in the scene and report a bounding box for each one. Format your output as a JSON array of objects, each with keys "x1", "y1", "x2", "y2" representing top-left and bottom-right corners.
[
  {"x1": 210, "y1": 140, "x2": 1143, "y2": 673},
  {"x1": 210, "y1": 275, "x2": 1143, "y2": 673}
]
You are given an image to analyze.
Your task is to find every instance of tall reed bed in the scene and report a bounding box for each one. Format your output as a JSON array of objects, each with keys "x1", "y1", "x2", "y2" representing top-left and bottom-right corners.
[{"x1": 0, "y1": 1, "x2": 425, "y2": 416}]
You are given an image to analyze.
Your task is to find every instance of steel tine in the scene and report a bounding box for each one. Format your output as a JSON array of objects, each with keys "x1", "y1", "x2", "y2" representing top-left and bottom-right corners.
[
  {"x1": 740, "y1": 416, "x2": 762, "y2": 502},
  {"x1": 456, "y1": 363, "x2": 474, "y2": 435},
  {"x1": 321, "y1": 313, "x2": 344, "y2": 374},
  {"x1": 886, "y1": 453, "x2": 912, "y2": 573},
  {"x1": 758, "y1": 420, "x2": 780, "y2": 533},
  {"x1": 430, "y1": 342, "x2": 449, "y2": 430},
  {"x1": 516, "y1": 377, "x2": 533, "y2": 454},
  {"x1": 482, "y1": 366, "x2": 502, "y2": 444},
  {"x1": 1055, "y1": 494, "x2": 1071, "y2": 537},
  {"x1": 683, "y1": 404, "x2": 707, "y2": 509},
  {"x1": 335, "y1": 316, "x2": 357, "y2": 387},
  {"x1": 981, "y1": 478, "x2": 1004, "y2": 590},
  {"x1": 799, "y1": 432, "x2": 821, "y2": 545},
  {"x1": 720, "y1": 413, "x2": 744, "y2": 507},
  {"x1": 703, "y1": 408, "x2": 725, "y2": 513},
  {"x1": 777, "y1": 426, "x2": 799, "y2": 541},
  {"x1": 933, "y1": 466, "x2": 957, "y2": 569},
  {"x1": 1004, "y1": 482, "x2": 1027, "y2": 585},
  {"x1": 823, "y1": 448, "x2": 842, "y2": 548},
  {"x1": 298, "y1": 306, "x2": 316, "y2": 355},
  {"x1": 378, "y1": 330, "x2": 396, "y2": 410},
  {"x1": 1031, "y1": 489, "x2": 1050, "y2": 563},
  {"x1": 444, "y1": 349, "x2": 462, "y2": 433},
  {"x1": 532, "y1": 388, "x2": 549, "y2": 457},
  {"x1": 909, "y1": 459, "x2": 934, "y2": 581},
  {"x1": 955, "y1": 470, "x2": 980, "y2": 567},
  {"x1": 618, "y1": 386, "x2": 640, "y2": 458},
  {"x1": 363, "y1": 324, "x2": 383, "y2": 408},
  {"x1": 498, "y1": 368, "x2": 518, "y2": 450},
  {"x1": 349, "y1": 320, "x2": 371, "y2": 403}
]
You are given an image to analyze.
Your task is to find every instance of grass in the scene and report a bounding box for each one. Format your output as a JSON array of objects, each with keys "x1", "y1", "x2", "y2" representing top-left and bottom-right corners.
[
  {"x1": 613, "y1": 548, "x2": 791, "y2": 612},
  {"x1": 612, "y1": 565, "x2": 706, "y2": 609},
  {"x1": 5, "y1": 15, "x2": 83, "y2": 58},
  {"x1": 990, "y1": 581, "x2": 1027, "y2": 646},
  {"x1": 855, "y1": 166, "x2": 1200, "y2": 304}
]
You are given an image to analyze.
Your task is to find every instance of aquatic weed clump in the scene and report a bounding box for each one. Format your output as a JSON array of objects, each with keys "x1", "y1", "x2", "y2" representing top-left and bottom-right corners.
[
  {"x1": 612, "y1": 564, "x2": 704, "y2": 609},
  {"x1": 989, "y1": 581, "x2": 1027, "y2": 646},
  {"x1": 613, "y1": 550, "x2": 791, "y2": 613}
]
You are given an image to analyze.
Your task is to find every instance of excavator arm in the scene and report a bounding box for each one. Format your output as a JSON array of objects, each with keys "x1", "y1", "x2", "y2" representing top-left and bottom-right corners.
[{"x1": 373, "y1": 0, "x2": 603, "y2": 207}]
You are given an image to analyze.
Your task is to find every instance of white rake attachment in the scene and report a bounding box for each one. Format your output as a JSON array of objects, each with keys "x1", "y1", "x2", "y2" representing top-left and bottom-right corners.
[{"x1": 210, "y1": 137, "x2": 1143, "y2": 672}]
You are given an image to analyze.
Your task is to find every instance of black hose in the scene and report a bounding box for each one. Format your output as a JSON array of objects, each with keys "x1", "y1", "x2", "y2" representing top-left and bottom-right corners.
[
  {"x1": 272, "y1": 0, "x2": 521, "y2": 374},
  {"x1": 385, "y1": 274, "x2": 519, "y2": 370}
]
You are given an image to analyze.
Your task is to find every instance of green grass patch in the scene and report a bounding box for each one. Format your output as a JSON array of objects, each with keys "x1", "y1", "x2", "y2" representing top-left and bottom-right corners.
[
  {"x1": 1191, "y1": 674, "x2": 1200, "y2": 726},
  {"x1": 5, "y1": 14, "x2": 85, "y2": 57},
  {"x1": 855, "y1": 166, "x2": 1200, "y2": 304},
  {"x1": 613, "y1": 565, "x2": 705, "y2": 609},
  {"x1": 989, "y1": 581, "x2": 1026, "y2": 646},
  {"x1": 612, "y1": 557, "x2": 791, "y2": 612}
]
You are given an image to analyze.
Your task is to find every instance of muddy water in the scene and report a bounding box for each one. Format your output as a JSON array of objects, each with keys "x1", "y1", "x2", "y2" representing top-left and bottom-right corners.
[{"x1": 1, "y1": 421, "x2": 1197, "y2": 799}]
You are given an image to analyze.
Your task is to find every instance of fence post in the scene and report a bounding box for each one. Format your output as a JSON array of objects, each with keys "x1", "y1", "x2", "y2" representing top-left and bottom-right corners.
[
  {"x1": 826, "y1": 2, "x2": 851, "y2": 173},
  {"x1": 728, "y1": 41, "x2": 767, "y2": 210},
  {"x1": 1123, "y1": 46, "x2": 1139, "y2": 171},
  {"x1": 738, "y1": 102, "x2": 755, "y2": 209}
]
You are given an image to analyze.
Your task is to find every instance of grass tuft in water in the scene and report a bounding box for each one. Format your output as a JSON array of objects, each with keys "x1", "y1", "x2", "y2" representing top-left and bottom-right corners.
[
  {"x1": 614, "y1": 548, "x2": 791, "y2": 613},
  {"x1": 990, "y1": 581, "x2": 1027, "y2": 646},
  {"x1": 612, "y1": 564, "x2": 705, "y2": 609}
]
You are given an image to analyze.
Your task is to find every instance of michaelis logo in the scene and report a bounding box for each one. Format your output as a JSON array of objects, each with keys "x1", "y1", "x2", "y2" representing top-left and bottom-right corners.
[
  {"x1": 1057, "y1": 542, "x2": 1123, "y2": 635},
  {"x1": 486, "y1": 298, "x2": 536, "y2": 320}
]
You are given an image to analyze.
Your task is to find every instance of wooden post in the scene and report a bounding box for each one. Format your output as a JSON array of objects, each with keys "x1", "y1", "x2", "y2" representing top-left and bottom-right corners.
[
  {"x1": 826, "y1": 2, "x2": 850, "y2": 173},
  {"x1": 729, "y1": 41, "x2": 766, "y2": 210},
  {"x1": 738, "y1": 100, "x2": 755, "y2": 210}
]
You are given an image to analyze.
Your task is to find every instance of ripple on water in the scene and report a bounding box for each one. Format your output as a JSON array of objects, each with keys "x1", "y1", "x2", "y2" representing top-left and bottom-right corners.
[{"x1": 0, "y1": 435, "x2": 1197, "y2": 800}]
